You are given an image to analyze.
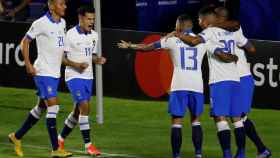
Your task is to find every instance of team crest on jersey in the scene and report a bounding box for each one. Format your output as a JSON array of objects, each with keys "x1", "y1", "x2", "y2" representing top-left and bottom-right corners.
[
  {"x1": 76, "y1": 90, "x2": 81, "y2": 97},
  {"x1": 47, "y1": 86, "x2": 52, "y2": 94}
]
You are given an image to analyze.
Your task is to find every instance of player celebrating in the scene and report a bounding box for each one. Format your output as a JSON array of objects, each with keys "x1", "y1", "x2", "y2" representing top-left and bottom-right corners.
[
  {"x1": 119, "y1": 14, "x2": 207, "y2": 158},
  {"x1": 215, "y1": 7, "x2": 272, "y2": 158},
  {"x1": 8, "y1": 0, "x2": 72, "y2": 157},
  {"x1": 57, "y1": 6, "x2": 106, "y2": 157},
  {"x1": 169, "y1": 7, "x2": 256, "y2": 158}
]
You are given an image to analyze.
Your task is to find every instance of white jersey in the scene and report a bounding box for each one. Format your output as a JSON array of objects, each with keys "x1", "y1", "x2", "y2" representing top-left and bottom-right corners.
[
  {"x1": 64, "y1": 25, "x2": 98, "y2": 81},
  {"x1": 235, "y1": 28, "x2": 251, "y2": 77},
  {"x1": 26, "y1": 12, "x2": 66, "y2": 78},
  {"x1": 199, "y1": 27, "x2": 248, "y2": 84},
  {"x1": 158, "y1": 32, "x2": 206, "y2": 93}
]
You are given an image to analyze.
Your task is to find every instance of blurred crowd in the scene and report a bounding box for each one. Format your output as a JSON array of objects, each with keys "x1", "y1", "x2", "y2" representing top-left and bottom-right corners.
[{"x1": 0, "y1": 0, "x2": 92, "y2": 24}]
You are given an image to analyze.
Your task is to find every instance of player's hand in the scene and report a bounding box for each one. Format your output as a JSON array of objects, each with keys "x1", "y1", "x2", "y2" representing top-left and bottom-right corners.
[
  {"x1": 232, "y1": 54, "x2": 239, "y2": 62},
  {"x1": 26, "y1": 64, "x2": 37, "y2": 76},
  {"x1": 76, "y1": 62, "x2": 89, "y2": 73},
  {"x1": 117, "y1": 40, "x2": 131, "y2": 49},
  {"x1": 95, "y1": 57, "x2": 106, "y2": 65}
]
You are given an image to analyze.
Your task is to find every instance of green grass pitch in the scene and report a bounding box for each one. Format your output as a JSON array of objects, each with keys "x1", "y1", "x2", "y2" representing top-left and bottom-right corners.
[{"x1": 0, "y1": 87, "x2": 279, "y2": 158}]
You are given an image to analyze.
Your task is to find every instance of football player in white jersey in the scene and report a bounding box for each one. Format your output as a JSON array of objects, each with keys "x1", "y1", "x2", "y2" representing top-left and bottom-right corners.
[
  {"x1": 8, "y1": 0, "x2": 72, "y2": 157},
  {"x1": 118, "y1": 14, "x2": 207, "y2": 158},
  {"x1": 168, "y1": 7, "x2": 256, "y2": 158},
  {"x1": 215, "y1": 7, "x2": 271, "y2": 158},
  {"x1": 57, "y1": 6, "x2": 106, "y2": 157}
]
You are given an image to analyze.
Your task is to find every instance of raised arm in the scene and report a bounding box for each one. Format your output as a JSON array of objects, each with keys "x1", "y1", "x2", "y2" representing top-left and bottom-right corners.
[
  {"x1": 6, "y1": 0, "x2": 31, "y2": 17},
  {"x1": 117, "y1": 40, "x2": 157, "y2": 51},
  {"x1": 21, "y1": 36, "x2": 36, "y2": 76}
]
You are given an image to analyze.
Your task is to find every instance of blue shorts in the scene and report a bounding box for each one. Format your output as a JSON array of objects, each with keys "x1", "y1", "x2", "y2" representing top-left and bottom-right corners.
[
  {"x1": 210, "y1": 81, "x2": 241, "y2": 117},
  {"x1": 168, "y1": 91, "x2": 204, "y2": 117},
  {"x1": 240, "y1": 75, "x2": 254, "y2": 114},
  {"x1": 33, "y1": 76, "x2": 59, "y2": 100},
  {"x1": 67, "y1": 78, "x2": 93, "y2": 105}
]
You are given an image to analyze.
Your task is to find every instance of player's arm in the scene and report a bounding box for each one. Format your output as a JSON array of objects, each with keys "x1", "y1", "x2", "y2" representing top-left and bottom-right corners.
[
  {"x1": 118, "y1": 40, "x2": 157, "y2": 51},
  {"x1": 21, "y1": 36, "x2": 36, "y2": 76},
  {"x1": 240, "y1": 41, "x2": 256, "y2": 55},
  {"x1": 62, "y1": 54, "x2": 89, "y2": 73},
  {"x1": 213, "y1": 20, "x2": 240, "y2": 32},
  {"x1": 177, "y1": 33, "x2": 204, "y2": 46},
  {"x1": 92, "y1": 54, "x2": 106, "y2": 65},
  {"x1": 6, "y1": 0, "x2": 31, "y2": 17},
  {"x1": 235, "y1": 28, "x2": 256, "y2": 54},
  {"x1": 213, "y1": 48, "x2": 238, "y2": 63}
]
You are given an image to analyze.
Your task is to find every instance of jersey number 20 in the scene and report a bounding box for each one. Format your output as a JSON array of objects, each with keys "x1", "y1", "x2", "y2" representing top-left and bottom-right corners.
[{"x1": 180, "y1": 47, "x2": 198, "y2": 70}]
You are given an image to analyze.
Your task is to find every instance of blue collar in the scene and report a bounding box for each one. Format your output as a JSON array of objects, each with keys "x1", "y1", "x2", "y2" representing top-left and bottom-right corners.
[
  {"x1": 46, "y1": 11, "x2": 61, "y2": 24},
  {"x1": 182, "y1": 29, "x2": 193, "y2": 35},
  {"x1": 75, "y1": 25, "x2": 91, "y2": 35}
]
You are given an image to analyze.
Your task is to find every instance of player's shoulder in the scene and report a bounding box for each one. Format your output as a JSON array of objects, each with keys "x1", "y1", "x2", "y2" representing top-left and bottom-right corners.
[
  {"x1": 66, "y1": 26, "x2": 78, "y2": 37},
  {"x1": 90, "y1": 30, "x2": 98, "y2": 38}
]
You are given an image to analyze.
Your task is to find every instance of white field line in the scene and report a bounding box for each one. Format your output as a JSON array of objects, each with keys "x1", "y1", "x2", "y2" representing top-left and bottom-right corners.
[{"x1": 0, "y1": 142, "x2": 142, "y2": 158}]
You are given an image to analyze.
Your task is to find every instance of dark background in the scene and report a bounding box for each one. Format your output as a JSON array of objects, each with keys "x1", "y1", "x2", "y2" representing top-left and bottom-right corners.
[{"x1": 1, "y1": 22, "x2": 280, "y2": 109}]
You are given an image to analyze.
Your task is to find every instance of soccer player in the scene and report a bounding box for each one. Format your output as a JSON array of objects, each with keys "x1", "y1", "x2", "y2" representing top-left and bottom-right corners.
[
  {"x1": 57, "y1": 6, "x2": 106, "y2": 157},
  {"x1": 8, "y1": 0, "x2": 72, "y2": 157},
  {"x1": 118, "y1": 14, "x2": 207, "y2": 158},
  {"x1": 169, "y1": 7, "x2": 256, "y2": 158},
  {"x1": 215, "y1": 7, "x2": 272, "y2": 158}
]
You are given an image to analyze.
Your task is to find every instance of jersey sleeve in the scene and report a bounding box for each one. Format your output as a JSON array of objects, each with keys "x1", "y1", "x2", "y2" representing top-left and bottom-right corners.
[
  {"x1": 235, "y1": 28, "x2": 248, "y2": 47},
  {"x1": 198, "y1": 28, "x2": 215, "y2": 43},
  {"x1": 25, "y1": 20, "x2": 42, "y2": 40},
  {"x1": 157, "y1": 37, "x2": 174, "y2": 49}
]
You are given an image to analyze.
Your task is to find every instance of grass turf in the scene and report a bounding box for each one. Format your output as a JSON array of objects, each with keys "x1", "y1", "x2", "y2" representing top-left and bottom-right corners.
[{"x1": 0, "y1": 87, "x2": 279, "y2": 158}]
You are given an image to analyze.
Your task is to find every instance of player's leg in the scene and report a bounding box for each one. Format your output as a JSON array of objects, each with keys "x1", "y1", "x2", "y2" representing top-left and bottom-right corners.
[
  {"x1": 231, "y1": 117, "x2": 246, "y2": 158},
  {"x1": 80, "y1": 79, "x2": 101, "y2": 156},
  {"x1": 210, "y1": 82, "x2": 232, "y2": 158},
  {"x1": 38, "y1": 76, "x2": 72, "y2": 157},
  {"x1": 168, "y1": 91, "x2": 188, "y2": 158},
  {"x1": 78, "y1": 100, "x2": 100, "y2": 156},
  {"x1": 8, "y1": 76, "x2": 48, "y2": 157},
  {"x1": 58, "y1": 106, "x2": 79, "y2": 150},
  {"x1": 214, "y1": 117, "x2": 232, "y2": 158},
  {"x1": 14, "y1": 98, "x2": 47, "y2": 140},
  {"x1": 240, "y1": 76, "x2": 271, "y2": 157},
  {"x1": 171, "y1": 116, "x2": 183, "y2": 158},
  {"x1": 58, "y1": 78, "x2": 82, "y2": 148},
  {"x1": 188, "y1": 92, "x2": 204, "y2": 158},
  {"x1": 230, "y1": 81, "x2": 246, "y2": 158}
]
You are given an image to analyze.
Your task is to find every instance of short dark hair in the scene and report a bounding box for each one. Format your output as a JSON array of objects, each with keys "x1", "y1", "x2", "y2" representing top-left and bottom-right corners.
[
  {"x1": 215, "y1": 6, "x2": 229, "y2": 19},
  {"x1": 198, "y1": 6, "x2": 216, "y2": 17},
  {"x1": 177, "y1": 14, "x2": 192, "y2": 23},
  {"x1": 77, "y1": 5, "x2": 95, "y2": 16}
]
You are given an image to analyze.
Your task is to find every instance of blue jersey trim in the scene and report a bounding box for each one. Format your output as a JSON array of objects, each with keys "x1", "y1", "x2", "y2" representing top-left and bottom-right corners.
[
  {"x1": 75, "y1": 25, "x2": 91, "y2": 35},
  {"x1": 46, "y1": 11, "x2": 61, "y2": 24},
  {"x1": 182, "y1": 29, "x2": 193, "y2": 35},
  {"x1": 198, "y1": 35, "x2": 206, "y2": 43},
  {"x1": 153, "y1": 41, "x2": 161, "y2": 49},
  {"x1": 25, "y1": 34, "x2": 33, "y2": 40}
]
